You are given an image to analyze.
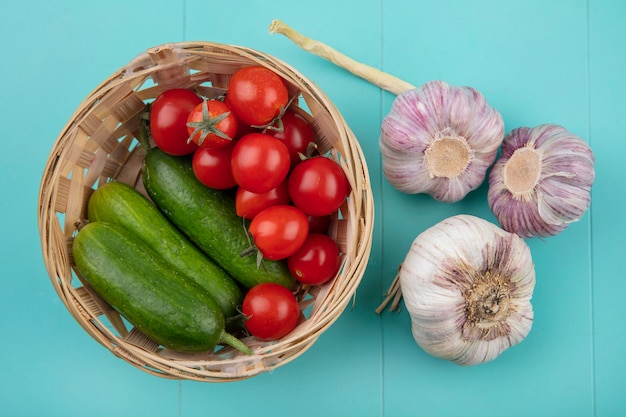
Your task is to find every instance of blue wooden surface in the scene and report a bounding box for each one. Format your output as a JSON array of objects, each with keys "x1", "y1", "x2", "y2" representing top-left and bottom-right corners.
[{"x1": 1, "y1": 0, "x2": 624, "y2": 415}]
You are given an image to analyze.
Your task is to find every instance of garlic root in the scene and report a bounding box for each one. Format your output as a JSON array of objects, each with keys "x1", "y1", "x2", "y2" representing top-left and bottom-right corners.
[
  {"x1": 269, "y1": 19, "x2": 415, "y2": 95},
  {"x1": 375, "y1": 267, "x2": 403, "y2": 314}
]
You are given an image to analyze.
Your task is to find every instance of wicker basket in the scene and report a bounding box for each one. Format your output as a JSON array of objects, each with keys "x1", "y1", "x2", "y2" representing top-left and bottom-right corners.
[{"x1": 37, "y1": 42, "x2": 374, "y2": 381}]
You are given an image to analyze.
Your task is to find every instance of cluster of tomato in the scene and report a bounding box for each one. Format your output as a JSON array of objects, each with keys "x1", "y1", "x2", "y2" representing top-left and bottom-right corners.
[{"x1": 148, "y1": 65, "x2": 350, "y2": 340}]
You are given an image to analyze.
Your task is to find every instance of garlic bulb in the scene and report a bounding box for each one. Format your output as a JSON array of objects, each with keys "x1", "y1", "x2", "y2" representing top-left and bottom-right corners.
[
  {"x1": 269, "y1": 20, "x2": 504, "y2": 203},
  {"x1": 398, "y1": 215, "x2": 535, "y2": 366},
  {"x1": 380, "y1": 81, "x2": 504, "y2": 202},
  {"x1": 488, "y1": 124, "x2": 595, "y2": 238}
]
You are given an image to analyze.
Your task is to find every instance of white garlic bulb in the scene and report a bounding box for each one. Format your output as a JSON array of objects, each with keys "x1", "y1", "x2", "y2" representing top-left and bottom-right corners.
[
  {"x1": 488, "y1": 124, "x2": 595, "y2": 238},
  {"x1": 379, "y1": 81, "x2": 505, "y2": 202},
  {"x1": 399, "y1": 215, "x2": 536, "y2": 366}
]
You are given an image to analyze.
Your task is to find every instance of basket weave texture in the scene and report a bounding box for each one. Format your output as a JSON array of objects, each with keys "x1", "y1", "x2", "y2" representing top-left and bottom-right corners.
[{"x1": 38, "y1": 42, "x2": 374, "y2": 381}]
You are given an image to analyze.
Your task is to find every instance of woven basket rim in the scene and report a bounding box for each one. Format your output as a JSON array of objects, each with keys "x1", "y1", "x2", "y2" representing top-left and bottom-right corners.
[{"x1": 38, "y1": 41, "x2": 374, "y2": 382}]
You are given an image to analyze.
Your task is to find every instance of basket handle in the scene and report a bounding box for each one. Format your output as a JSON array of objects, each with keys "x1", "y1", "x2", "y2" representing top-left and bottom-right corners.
[{"x1": 123, "y1": 44, "x2": 191, "y2": 88}]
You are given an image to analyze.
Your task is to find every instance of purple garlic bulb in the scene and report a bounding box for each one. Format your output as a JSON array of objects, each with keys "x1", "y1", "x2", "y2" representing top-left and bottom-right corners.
[
  {"x1": 487, "y1": 124, "x2": 595, "y2": 238},
  {"x1": 379, "y1": 80, "x2": 505, "y2": 202}
]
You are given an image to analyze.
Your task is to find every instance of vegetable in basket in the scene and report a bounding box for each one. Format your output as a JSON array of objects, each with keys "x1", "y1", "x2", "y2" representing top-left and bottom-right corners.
[
  {"x1": 225, "y1": 65, "x2": 289, "y2": 126},
  {"x1": 42, "y1": 40, "x2": 374, "y2": 381},
  {"x1": 379, "y1": 215, "x2": 536, "y2": 366},
  {"x1": 150, "y1": 88, "x2": 202, "y2": 156},
  {"x1": 186, "y1": 99, "x2": 239, "y2": 148},
  {"x1": 87, "y1": 181, "x2": 243, "y2": 319},
  {"x1": 242, "y1": 283, "x2": 300, "y2": 340},
  {"x1": 231, "y1": 132, "x2": 291, "y2": 194},
  {"x1": 73, "y1": 222, "x2": 252, "y2": 354},
  {"x1": 248, "y1": 205, "x2": 309, "y2": 261},
  {"x1": 140, "y1": 122, "x2": 295, "y2": 290}
]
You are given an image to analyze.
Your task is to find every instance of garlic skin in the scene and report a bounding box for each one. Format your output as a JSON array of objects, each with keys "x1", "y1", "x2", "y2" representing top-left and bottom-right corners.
[
  {"x1": 380, "y1": 80, "x2": 504, "y2": 202},
  {"x1": 399, "y1": 215, "x2": 535, "y2": 366},
  {"x1": 488, "y1": 124, "x2": 595, "y2": 238}
]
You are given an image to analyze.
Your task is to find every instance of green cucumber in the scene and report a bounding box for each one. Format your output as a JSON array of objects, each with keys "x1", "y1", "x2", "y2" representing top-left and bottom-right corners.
[
  {"x1": 141, "y1": 147, "x2": 295, "y2": 290},
  {"x1": 87, "y1": 181, "x2": 242, "y2": 318},
  {"x1": 72, "y1": 221, "x2": 251, "y2": 354}
]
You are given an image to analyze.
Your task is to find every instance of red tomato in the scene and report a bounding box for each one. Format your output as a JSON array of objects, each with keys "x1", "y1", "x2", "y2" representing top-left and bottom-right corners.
[
  {"x1": 248, "y1": 205, "x2": 309, "y2": 261},
  {"x1": 242, "y1": 283, "x2": 299, "y2": 340},
  {"x1": 226, "y1": 66, "x2": 289, "y2": 126},
  {"x1": 231, "y1": 133, "x2": 290, "y2": 194},
  {"x1": 288, "y1": 233, "x2": 341, "y2": 286},
  {"x1": 235, "y1": 121, "x2": 260, "y2": 139},
  {"x1": 288, "y1": 156, "x2": 351, "y2": 216},
  {"x1": 235, "y1": 180, "x2": 290, "y2": 219},
  {"x1": 150, "y1": 89, "x2": 202, "y2": 155},
  {"x1": 307, "y1": 214, "x2": 332, "y2": 234},
  {"x1": 186, "y1": 99, "x2": 238, "y2": 148},
  {"x1": 268, "y1": 111, "x2": 316, "y2": 167},
  {"x1": 192, "y1": 144, "x2": 237, "y2": 190}
]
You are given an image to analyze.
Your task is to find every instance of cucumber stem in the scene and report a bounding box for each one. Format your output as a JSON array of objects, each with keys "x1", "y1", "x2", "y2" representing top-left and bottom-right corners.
[
  {"x1": 220, "y1": 331, "x2": 254, "y2": 355},
  {"x1": 269, "y1": 19, "x2": 416, "y2": 96}
]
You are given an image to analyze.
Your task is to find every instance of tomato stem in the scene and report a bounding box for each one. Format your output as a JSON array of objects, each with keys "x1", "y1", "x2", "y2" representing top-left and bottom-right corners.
[
  {"x1": 255, "y1": 94, "x2": 298, "y2": 131},
  {"x1": 297, "y1": 141, "x2": 319, "y2": 161},
  {"x1": 262, "y1": 117, "x2": 284, "y2": 134},
  {"x1": 239, "y1": 217, "x2": 269, "y2": 271},
  {"x1": 239, "y1": 247, "x2": 256, "y2": 258},
  {"x1": 186, "y1": 100, "x2": 233, "y2": 145}
]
